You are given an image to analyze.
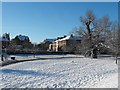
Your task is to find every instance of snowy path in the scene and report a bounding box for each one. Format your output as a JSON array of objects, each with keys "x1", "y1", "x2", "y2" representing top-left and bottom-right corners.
[
  {"x1": 0, "y1": 56, "x2": 118, "y2": 88},
  {"x1": 0, "y1": 54, "x2": 83, "y2": 66}
]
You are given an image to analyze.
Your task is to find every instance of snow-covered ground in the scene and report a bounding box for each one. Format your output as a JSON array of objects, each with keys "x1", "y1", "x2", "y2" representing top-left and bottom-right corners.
[
  {"x1": 0, "y1": 54, "x2": 83, "y2": 62},
  {"x1": 0, "y1": 55, "x2": 118, "y2": 88}
]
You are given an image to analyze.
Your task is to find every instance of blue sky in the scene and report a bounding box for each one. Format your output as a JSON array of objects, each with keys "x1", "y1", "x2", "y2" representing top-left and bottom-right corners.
[{"x1": 2, "y1": 2, "x2": 118, "y2": 43}]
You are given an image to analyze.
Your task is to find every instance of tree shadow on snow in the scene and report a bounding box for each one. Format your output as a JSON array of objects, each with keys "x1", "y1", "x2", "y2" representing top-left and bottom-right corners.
[{"x1": 1, "y1": 69, "x2": 55, "y2": 77}]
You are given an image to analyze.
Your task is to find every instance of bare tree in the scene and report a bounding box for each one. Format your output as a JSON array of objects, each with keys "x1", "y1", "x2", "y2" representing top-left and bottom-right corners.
[
  {"x1": 71, "y1": 10, "x2": 116, "y2": 59},
  {"x1": 105, "y1": 22, "x2": 119, "y2": 64},
  {"x1": 118, "y1": 25, "x2": 120, "y2": 55},
  {"x1": 80, "y1": 10, "x2": 95, "y2": 48},
  {"x1": 79, "y1": 10, "x2": 100, "y2": 58},
  {"x1": 70, "y1": 10, "x2": 119, "y2": 62}
]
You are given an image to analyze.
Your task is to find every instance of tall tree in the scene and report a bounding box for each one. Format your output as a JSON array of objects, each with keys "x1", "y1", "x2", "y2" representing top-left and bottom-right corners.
[
  {"x1": 80, "y1": 10, "x2": 99, "y2": 58},
  {"x1": 105, "y1": 22, "x2": 119, "y2": 64},
  {"x1": 71, "y1": 10, "x2": 113, "y2": 58},
  {"x1": 80, "y1": 10, "x2": 95, "y2": 49}
]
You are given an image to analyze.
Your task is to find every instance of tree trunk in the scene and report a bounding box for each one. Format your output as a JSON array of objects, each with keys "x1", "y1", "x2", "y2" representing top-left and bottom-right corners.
[
  {"x1": 91, "y1": 47, "x2": 98, "y2": 58},
  {"x1": 86, "y1": 21, "x2": 92, "y2": 57},
  {"x1": 115, "y1": 54, "x2": 118, "y2": 64}
]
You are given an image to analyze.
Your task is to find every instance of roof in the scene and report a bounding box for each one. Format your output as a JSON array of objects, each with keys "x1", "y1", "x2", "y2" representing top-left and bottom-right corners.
[
  {"x1": 55, "y1": 35, "x2": 81, "y2": 42},
  {"x1": 43, "y1": 39, "x2": 56, "y2": 43},
  {"x1": 0, "y1": 38, "x2": 9, "y2": 42},
  {"x1": 18, "y1": 35, "x2": 29, "y2": 41}
]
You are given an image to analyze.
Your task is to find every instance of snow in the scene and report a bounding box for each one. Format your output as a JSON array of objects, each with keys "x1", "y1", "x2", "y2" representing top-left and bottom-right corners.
[
  {"x1": 43, "y1": 39, "x2": 56, "y2": 43},
  {"x1": 0, "y1": 55, "x2": 118, "y2": 88},
  {"x1": 55, "y1": 36, "x2": 81, "y2": 42},
  {"x1": 18, "y1": 35, "x2": 29, "y2": 41},
  {"x1": 0, "y1": 54, "x2": 82, "y2": 63},
  {"x1": 0, "y1": 38, "x2": 9, "y2": 42}
]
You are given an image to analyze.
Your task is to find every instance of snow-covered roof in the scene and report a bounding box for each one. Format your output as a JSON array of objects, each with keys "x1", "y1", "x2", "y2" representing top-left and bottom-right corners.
[
  {"x1": 55, "y1": 35, "x2": 81, "y2": 42},
  {"x1": 43, "y1": 39, "x2": 56, "y2": 43},
  {"x1": 0, "y1": 38, "x2": 9, "y2": 42},
  {"x1": 18, "y1": 35, "x2": 29, "y2": 41}
]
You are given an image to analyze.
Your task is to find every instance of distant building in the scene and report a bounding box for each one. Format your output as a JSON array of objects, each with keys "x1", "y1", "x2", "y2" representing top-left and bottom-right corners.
[
  {"x1": 43, "y1": 39, "x2": 56, "y2": 43},
  {"x1": 37, "y1": 39, "x2": 56, "y2": 51},
  {"x1": 0, "y1": 33, "x2": 10, "y2": 49},
  {"x1": 49, "y1": 35, "x2": 81, "y2": 52},
  {"x1": 9, "y1": 34, "x2": 32, "y2": 50},
  {"x1": 14, "y1": 35, "x2": 30, "y2": 45},
  {"x1": 0, "y1": 37, "x2": 9, "y2": 49}
]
